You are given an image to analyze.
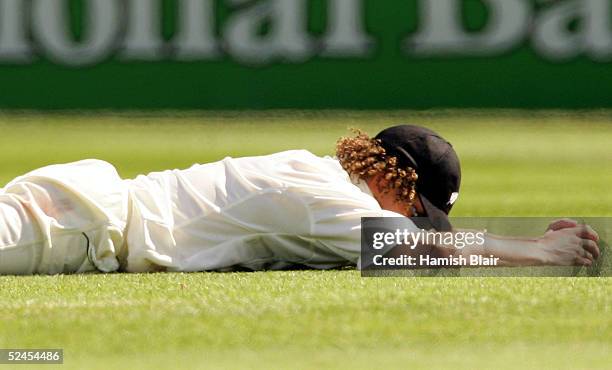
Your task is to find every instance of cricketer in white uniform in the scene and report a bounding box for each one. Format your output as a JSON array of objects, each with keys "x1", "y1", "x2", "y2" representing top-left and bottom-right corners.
[
  {"x1": 0, "y1": 150, "x2": 414, "y2": 275},
  {"x1": 2, "y1": 124, "x2": 597, "y2": 274}
]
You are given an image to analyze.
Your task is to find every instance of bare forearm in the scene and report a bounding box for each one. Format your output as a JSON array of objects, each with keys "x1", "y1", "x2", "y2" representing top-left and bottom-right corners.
[
  {"x1": 452, "y1": 233, "x2": 545, "y2": 267},
  {"x1": 449, "y1": 224, "x2": 599, "y2": 267},
  {"x1": 383, "y1": 223, "x2": 599, "y2": 268},
  {"x1": 383, "y1": 231, "x2": 546, "y2": 267}
]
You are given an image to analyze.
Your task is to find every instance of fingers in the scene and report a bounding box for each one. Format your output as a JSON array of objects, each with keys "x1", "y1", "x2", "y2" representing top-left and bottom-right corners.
[
  {"x1": 547, "y1": 218, "x2": 579, "y2": 231},
  {"x1": 565, "y1": 225, "x2": 600, "y2": 242},
  {"x1": 575, "y1": 240, "x2": 599, "y2": 266},
  {"x1": 581, "y1": 239, "x2": 600, "y2": 260},
  {"x1": 574, "y1": 247, "x2": 593, "y2": 266},
  {"x1": 575, "y1": 256, "x2": 593, "y2": 267}
]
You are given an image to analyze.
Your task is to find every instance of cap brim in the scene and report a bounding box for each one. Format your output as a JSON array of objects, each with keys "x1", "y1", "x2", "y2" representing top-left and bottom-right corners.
[{"x1": 418, "y1": 194, "x2": 453, "y2": 231}]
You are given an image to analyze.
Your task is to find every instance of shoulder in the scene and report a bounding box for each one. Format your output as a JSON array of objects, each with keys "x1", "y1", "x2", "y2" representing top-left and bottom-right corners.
[
  {"x1": 274, "y1": 150, "x2": 345, "y2": 174},
  {"x1": 232, "y1": 149, "x2": 346, "y2": 180},
  {"x1": 263, "y1": 149, "x2": 333, "y2": 164}
]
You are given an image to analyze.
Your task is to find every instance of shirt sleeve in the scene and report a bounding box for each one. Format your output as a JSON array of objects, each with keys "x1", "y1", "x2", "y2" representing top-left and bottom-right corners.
[{"x1": 304, "y1": 183, "x2": 420, "y2": 265}]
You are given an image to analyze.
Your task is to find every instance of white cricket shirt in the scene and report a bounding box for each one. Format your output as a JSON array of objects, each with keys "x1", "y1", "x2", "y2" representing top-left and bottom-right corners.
[
  {"x1": 0, "y1": 150, "x2": 418, "y2": 274},
  {"x1": 124, "y1": 150, "x2": 414, "y2": 272}
]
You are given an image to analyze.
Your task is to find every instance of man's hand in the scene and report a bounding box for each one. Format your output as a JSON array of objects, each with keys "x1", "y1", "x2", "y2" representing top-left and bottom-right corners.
[{"x1": 539, "y1": 225, "x2": 600, "y2": 266}]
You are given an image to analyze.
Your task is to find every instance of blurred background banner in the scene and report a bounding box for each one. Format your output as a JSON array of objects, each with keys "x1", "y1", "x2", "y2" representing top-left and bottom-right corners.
[{"x1": 1, "y1": 0, "x2": 612, "y2": 109}]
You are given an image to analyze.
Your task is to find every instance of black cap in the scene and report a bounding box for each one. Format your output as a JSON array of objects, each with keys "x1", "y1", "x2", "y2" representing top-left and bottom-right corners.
[{"x1": 375, "y1": 125, "x2": 461, "y2": 231}]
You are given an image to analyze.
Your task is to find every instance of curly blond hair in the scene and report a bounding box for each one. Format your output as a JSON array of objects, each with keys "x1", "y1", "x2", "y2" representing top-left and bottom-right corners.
[{"x1": 335, "y1": 129, "x2": 418, "y2": 207}]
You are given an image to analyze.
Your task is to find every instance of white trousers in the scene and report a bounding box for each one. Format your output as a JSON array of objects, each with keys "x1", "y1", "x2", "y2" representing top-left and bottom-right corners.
[{"x1": 0, "y1": 160, "x2": 129, "y2": 275}]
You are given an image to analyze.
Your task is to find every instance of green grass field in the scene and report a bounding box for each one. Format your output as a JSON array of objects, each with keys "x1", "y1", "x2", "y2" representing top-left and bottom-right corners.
[{"x1": 0, "y1": 111, "x2": 610, "y2": 369}]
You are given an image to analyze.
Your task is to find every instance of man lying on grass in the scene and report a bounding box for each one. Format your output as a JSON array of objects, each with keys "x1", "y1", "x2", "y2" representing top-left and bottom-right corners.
[{"x1": 0, "y1": 125, "x2": 599, "y2": 274}]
